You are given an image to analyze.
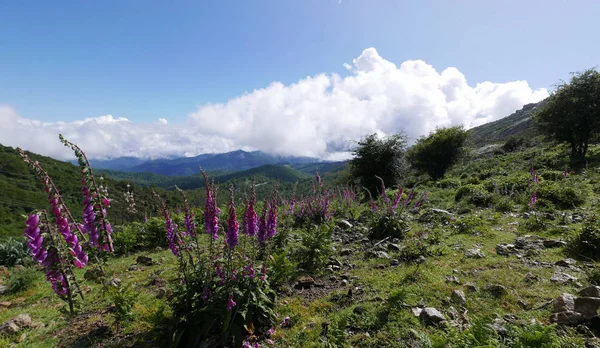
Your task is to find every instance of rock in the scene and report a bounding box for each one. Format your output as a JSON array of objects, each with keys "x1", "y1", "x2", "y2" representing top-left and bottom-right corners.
[
  {"x1": 0, "y1": 301, "x2": 11, "y2": 308},
  {"x1": 0, "y1": 266, "x2": 9, "y2": 277},
  {"x1": 104, "y1": 277, "x2": 121, "y2": 288},
  {"x1": 555, "y1": 258, "x2": 577, "y2": 267},
  {"x1": 411, "y1": 307, "x2": 423, "y2": 317},
  {"x1": 490, "y1": 318, "x2": 507, "y2": 335},
  {"x1": 329, "y1": 276, "x2": 337, "y2": 282},
  {"x1": 368, "y1": 251, "x2": 390, "y2": 259},
  {"x1": 375, "y1": 264, "x2": 386, "y2": 269},
  {"x1": 0, "y1": 314, "x2": 33, "y2": 335},
  {"x1": 496, "y1": 243, "x2": 517, "y2": 256},
  {"x1": 517, "y1": 299, "x2": 530, "y2": 309},
  {"x1": 465, "y1": 248, "x2": 485, "y2": 259},
  {"x1": 340, "y1": 273, "x2": 350, "y2": 280},
  {"x1": 574, "y1": 297, "x2": 600, "y2": 318},
  {"x1": 550, "y1": 271, "x2": 578, "y2": 285},
  {"x1": 484, "y1": 284, "x2": 508, "y2": 298},
  {"x1": 553, "y1": 293, "x2": 576, "y2": 313},
  {"x1": 415, "y1": 256, "x2": 426, "y2": 264},
  {"x1": 332, "y1": 265, "x2": 341, "y2": 271},
  {"x1": 128, "y1": 264, "x2": 142, "y2": 271},
  {"x1": 579, "y1": 286, "x2": 600, "y2": 298},
  {"x1": 390, "y1": 259, "x2": 399, "y2": 266},
  {"x1": 136, "y1": 255, "x2": 154, "y2": 266},
  {"x1": 338, "y1": 220, "x2": 353, "y2": 229},
  {"x1": 514, "y1": 237, "x2": 544, "y2": 250},
  {"x1": 543, "y1": 239, "x2": 566, "y2": 248},
  {"x1": 387, "y1": 243, "x2": 402, "y2": 252},
  {"x1": 419, "y1": 308, "x2": 446, "y2": 325},
  {"x1": 329, "y1": 258, "x2": 342, "y2": 267},
  {"x1": 524, "y1": 273, "x2": 539, "y2": 283},
  {"x1": 340, "y1": 249, "x2": 353, "y2": 256},
  {"x1": 418, "y1": 208, "x2": 453, "y2": 223},
  {"x1": 0, "y1": 284, "x2": 9, "y2": 295},
  {"x1": 464, "y1": 283, "x2": 478, "y2": 293},
  {"x1": 451, "y1": 290, "x2": 466, "y2": 306},
  {"x1": 296, "y1": 276, "x2": 315, "y2": 289},
  {"x1": 550, "y1": 311, "x2": 584, "y2": 325},
  {"x1": 446, "y1": 275, "x2": 460, "y2": 284},
  {"x1": 341, "y1": 279, "x2": 349, "y2": 286}
]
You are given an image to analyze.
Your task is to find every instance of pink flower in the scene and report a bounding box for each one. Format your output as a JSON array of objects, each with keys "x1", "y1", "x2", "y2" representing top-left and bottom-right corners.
[{"x1": 227, "y1": 293, "x2": 236, "y2": 311}]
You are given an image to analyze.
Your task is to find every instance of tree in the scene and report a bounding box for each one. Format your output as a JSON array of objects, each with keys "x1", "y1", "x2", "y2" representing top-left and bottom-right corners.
[
  {"x1": 350, "y1": 133, "x2": 407, "y2": 196},
  {"x1": 534, "y1": 69, "x2": 600, "y2": 161},
  {"x1": 407, "y1": 126, "x2": 470, "y2": 179}
]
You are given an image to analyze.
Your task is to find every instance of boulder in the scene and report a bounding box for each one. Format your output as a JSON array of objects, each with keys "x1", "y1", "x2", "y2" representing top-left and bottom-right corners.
[
  {"x1": 0, "y1": 314, "x2": 34, "y2": 335},
  {"x1": 338, "y1": 220, "x2": 353, "y2": 229},
  {"x1": 419, "y1": 308, "x2": 446, "y2": 325},
  {"x1": 543, "y1": 239, "x2": 566, "y2": 248},
  {"x1": 484, "y1": 284, "x2": 508, "y2": 298},
  {"x1": 465, "y1": 248, "x2": 485, "y2": 259},
  {"x1": 555, "y1": 258, "x2": 577, "y2": 268},
  {"x1": 451, "y1": 290, "x2": 467, "y2": 306},
  {"x1": 296, "y1": 276, "x2": 315, "y2": 289},
  {"x1": 550, "y1": 311, "x2": 584, "y2": 325},
  {"x1": 553, "y1": 293, "x2": 576, "y2": 313},
  {"x1": 550, "y1": 272, "x2": 578, "y2": 285},
  {"x1": 579, "y1": 286, "x2": 600, "y2": 298},
  {"x1": 574, "y1": 297, "x2": 600, "y2": 318},
  {"x1": 496, "y1": 243, "x2": 517, "y2": 256},
  {"x1": 136, "y1": 255, "x2": 154, "y2": 266}
]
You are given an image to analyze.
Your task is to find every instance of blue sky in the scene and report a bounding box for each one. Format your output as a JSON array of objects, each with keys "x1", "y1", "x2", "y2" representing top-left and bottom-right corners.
[{"x1": 1, "y1": 0, "x2": 598, "y2": 159}]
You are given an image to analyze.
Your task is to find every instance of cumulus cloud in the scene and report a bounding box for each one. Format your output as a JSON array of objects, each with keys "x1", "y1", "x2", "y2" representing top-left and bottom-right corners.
[{"x1": 0, "y1": 48, "x2": 548, "y2": 160}]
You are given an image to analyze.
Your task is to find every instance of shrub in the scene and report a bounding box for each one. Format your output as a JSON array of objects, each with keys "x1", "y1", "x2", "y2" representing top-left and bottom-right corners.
[
  {"x1": 566, "y1": 218, "x2": 600, "y2": 260},
  {"x1": 268, "y1": 251, "x2": 297, "y2": 290},
  {"x1": 6, "y1": 267, "x2": 39, "y2": 294},
  {"x1": 494, "y1": 196, "x2": 514, "y2": 213},
  {"x1": 536, "y1": 181, "x2": 585, "y2": 209},
  {"x1": 0, "y1": 238, "x2": 30, "y2": 267},
  {"x1": 292, "y1": 223, "x2": 334, "y2": 273},
  {"x1": 407, "y1": 126, "x2": 470, "y2": 179},
  {"x1": 437, "y1": 178, "x2": 461, "y2": 189},
  {"x1": 502, "y1": 136, "x2": 526, "y2": 152},
  {"x1": 105, "y1": 283, "x2": 138, "y2": 324},
  {"x1": 523, "y1": 214, "x2": 547, "y2": 232},
  {"x1": 455, "y1": 184, "x2": 493, "y2": 207},
  {"x1": 451, "y1": 215, "x2": 485, "y2": 235}
]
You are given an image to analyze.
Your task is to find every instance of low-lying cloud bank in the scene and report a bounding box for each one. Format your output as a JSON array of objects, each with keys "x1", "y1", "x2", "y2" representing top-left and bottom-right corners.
[{"x1": 0, "y1": 48, "x2": 549, "y2": 160}]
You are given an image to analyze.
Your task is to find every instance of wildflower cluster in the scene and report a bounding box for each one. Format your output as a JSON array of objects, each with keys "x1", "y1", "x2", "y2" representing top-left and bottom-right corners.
[
  {"x1": 528, "y1": 166, "x2": 539, "y2": 209},
  {"x1": 292, "y1": 170, "x2": 333, "y2": 225},
  {"x1": 156, "y1": 172, "x2": 277, "y2": 346}
]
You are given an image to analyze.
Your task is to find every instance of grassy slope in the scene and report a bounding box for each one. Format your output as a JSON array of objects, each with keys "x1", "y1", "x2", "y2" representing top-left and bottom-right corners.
[{"x1": 1, "y1": 141, "x2": 599, "y2": 347}]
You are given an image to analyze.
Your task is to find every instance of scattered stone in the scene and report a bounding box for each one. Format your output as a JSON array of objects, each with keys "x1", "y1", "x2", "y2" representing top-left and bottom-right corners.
[
  {"x1": 340, "y1": 249, "x2": 353, "y2": 256},
  {"x1": 128, "y1": 264, "x2": 142, "y2": 271},
  {"x1": 340, "y1": 273, "x2": 350, "y2": 280},
  {"x1": 496, "y1": 243, "x2": 517, "y2": 256},
  {"x1": 465, "y1": 248, "x2": 485, "y2": 259},
  {"x1": 550, "y1": 311, "x2": 584, "y2": 325},
  {"x1": 0, "y1": 266, "x2": 9, "y2": 277},
  {"x1": 418, "y1": 208, "x2": 454, "y2": 223},
  {"x1": 490, "y1": 318, "x2": 507, "y2": 335},
  {"x1": 550, "y1": 271, "x2": 578, "y2": 285},
  {"x1": 419, "y1": 308, "x2": 446, "y2": 326},
  {"x1": 0, "y1": 301, "x2": 11, "y2": 308},
  {"x1": 376, "y1": 263, "x2": 387, "y2": 270},
  {"x1": 517, "y1": 299, "x2": 530, "y2": 310},
  {"x1": 446, "y1": 276, "x2": 460, "y2": 284},
  {"x1": 341, "y1": 279, "x2": 349, "y2": 286},
  {"x1": 136, "y1": 255, "x2": 154, "y2": 266},
  {"x1": 411, "y1": 307, "x2": 423, "y2": 317},
  {"x1": 553, "y1": 293, "x2": 576, "y2": 313},
  {"x1": 524, "y1": 273, "x2": 539, "y2": 283},
  {"x1": 484, "y1": 284, "x2": 508, "y2": 298},
  {"x1": 387, "y1": 243, "x2": 402, "y2": 252},
  {"x1": 543, "y1": 239, "x2": 566, "y2": 248},
  {"x1": 0, "y1": 314, "x2": 34, "y2": 335},
  {"x1": 367, "y1": 251, "x2": 390, "y2": 259},
  {"x1": 574, "y1": 297, "x2": 600, "y2": 318},
  {"x1": 338, "y1": 220, "x2": 353, "y2": 229},
  {"x1": 415, "y1": 256, "x2": 426, "y2": 264},
  {"x1": 295, "y1": 276, "x2": 315, "y2": 289},
  {"x1": 332, "y1": 265, "x2": 341, "y2": 271},
  {"x1": 329, "y1": 258, "x2": 342, "y2": 267},
  {"x1": 451, "y1": 290, "x2": 466, "y2": 306},
  {"x1": 390, "y1": 259, "x2": 399, "y2": 266},
  {"x1": 0, "y1": 285, "x2": 9, "y2": 295},
  {"x1": 514, "y1": 236, "x2": 544, "y2": 250},
  {"x1": 579, "y1": 286, "x2": 600, "y2": 298},
  {"x1": 329, "y1": 276, "x2": 337, "y2": 282},
  {"x1": 555, "y1": 258, "x2": 577, "y2": 268},
  {"x1": 105, "y1": 277, "x2": 121, "y2": 288},
  {"x1": 464, "y1": 283, "x2": 478, "y2": 293}
]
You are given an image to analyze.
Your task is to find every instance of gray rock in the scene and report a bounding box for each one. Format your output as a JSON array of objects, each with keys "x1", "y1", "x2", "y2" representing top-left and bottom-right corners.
[
  {"x1": 464, "y1": 283, "x2": 478, "y2": 292},
  {"x1": 411, "y1": 307, "x2": 423, "y2": 317},
  {"x1": 415, "y1": 256, "x2": 426, "y2": 264},
  {"x1": 579, "y1": 286, "x2": 600, "y2": 298},
  {"x1": 329, "y1": 258, "x2": 342, "y2": 267},
  {"x1": 419, "y1": 307, "x2": 446, "y2": 325},
  {"x1": 375, "y1": 264, "x2": 386, "y2": 269},
  {"x1": 295, "y1": 276, "x2": 315, "y2": 289},
  {"x1": 105, "y1": 277, "x2": 121, "y2": 288},
  {"x1": 550, "y1": 311, "x2": 584, "y2": 325},
  {"x1": 338, "y1": 220, "x2": 353, "y2": 229},
  {"x1": 555, "y1": 258, "x2": 577, "y2": 267},
  {"x1": 390, "y1": 259, "x2": 399, "y2": 266},
  {"x1": 553, "y1": 293, "x2": 576, "y2": 313},
  {"x1": 387, "y1": 243, "x2": 402, "y2": 252},
  {"x1": 0, "y1": 314, "x2": 33, "y2": 335},
  {"x1": 451, "y1": 290, "x2": 466, "y2": 306},
  {"x1": 514, "y1": 237, "x2": 544, "y2": 250},
  {"x1": 465, "y1": 248, "x2": 485, "y2": 259},
  {"x1": 136, "y1": 255, "x2": 154, "y2": 266},
  {"x1": 0, "y1": 284, "x2": 9, "y2": 295},
  {"x1": 574, "y1": 297, "x2": 600, "y2": 318},
  {"x1": 496, "y1": 243, "x2": 517, "y2": 256},
  {"x1": 543, "y1": 239, "x2": 566, "y2": 248},
  {"x1": 550, "y1": 271, "x2": 578, "y2": 285},
  {"x1": 340, "y1": 248, "x2": 353, "y2": 256},
  {"x1": 484, "y1": 284, "x2": 508, "y2": 298},
  {"x1": 369, "y1": 251, "x2": 390, "y2": 259},
  {"x1": 446, "y1": 275, "x2": 460, "y2": 284}
]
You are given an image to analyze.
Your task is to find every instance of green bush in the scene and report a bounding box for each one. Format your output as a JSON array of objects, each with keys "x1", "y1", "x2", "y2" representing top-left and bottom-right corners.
[
  {"x1": 494, "y1": 196, "x2": 515, "y2": 213},
  {"x1": 451, "y1": 215, "x2": 485, "y2": 235},
  {"x1": 291, "y1": 224, "x2": 334, "y2": 272},
  {"x1": 437, "y1": 178, "x2": 461, "y2": 189},
  {"x1": 484, "y1": 172, "x2": 530, "y2": 194},
  {"x1": 566, "y1": 218, "x2": 600, "y2": 260},
  {"x1": 6, "y1": 267, "x2": 39, "y2": 294},
  {"x1": 455, "y1": 184, "x2": 493, "y2": 207},
  {"x1": 369, "y1": 213, "x2": 410, "y2": 240},
  {"x1": 268, "y1": 251, "x2": 297, "y2": 290},
  {"x1": 502, "y1": 136, "x2": 526, "y2": 152},
  {"x1": 536, "y1": 181, "x2": 585, "y2": 209},
  {"x1": 0, "y1": 238, "x2": 30, "y2": 267}
]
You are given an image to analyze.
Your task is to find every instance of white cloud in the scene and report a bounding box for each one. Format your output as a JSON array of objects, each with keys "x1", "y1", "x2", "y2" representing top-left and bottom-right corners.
[{"x1": 0, "y1": 48, "x2": 549, "y2": 160}]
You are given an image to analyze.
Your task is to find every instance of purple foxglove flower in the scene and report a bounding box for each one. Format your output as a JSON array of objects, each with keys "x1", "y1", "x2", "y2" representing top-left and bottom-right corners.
[
  {"x1": 391, "y1": 187, "x2": 404, "y2": 213},
  {"x1": 244, "y1": 263, "x2": 255, "y2": 278},
  {"x1": 315, "y1": 169, "x2": 322, "y2": 187},
  {"x1": 404, "y1": 190, "x2": 415, "y2": 207},
  {"x1": 226, "y1": 186, "x2": 239, "y2": 249},
  {"x1": 227, "y1": 293, "x2": 236, "y2": 311},
  {"x1": 529, "y1": 191, "x2": 537, "y2": 208},
  {"x1": 257, "y1": 204, "x2": 268, "y2": 247},
  {"x1": 266, "y1": 201, "x2": 277, "y2": 239},
  {"x1": 202, "y1": 287, "x2": 211, "y2": 301}
]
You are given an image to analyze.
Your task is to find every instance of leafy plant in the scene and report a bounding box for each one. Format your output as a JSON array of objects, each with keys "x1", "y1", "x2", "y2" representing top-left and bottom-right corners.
[
  {"x1": 566, "y1": 217, "x2": 600, "y2": 260},
  {"x1": 0, "y1": 238, "x2": 30, "y2": 267},
  {"x1": 267, "y1": 251, "x2": 297, "y2": 290},
  {"x1": 6, "y1": 266, "x2": 39, "y2": 293},
  {"x1": 105, "y1": 283, "x2": 138, "y2": 324},
  {"x1": 292, "y1": 223, "x2": 334, "y2": 273}
]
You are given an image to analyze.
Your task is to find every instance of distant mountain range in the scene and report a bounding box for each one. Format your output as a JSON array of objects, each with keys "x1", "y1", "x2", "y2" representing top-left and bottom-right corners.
[{"x1": 74, "y1": 150, "x2": 327, "y2": 176}]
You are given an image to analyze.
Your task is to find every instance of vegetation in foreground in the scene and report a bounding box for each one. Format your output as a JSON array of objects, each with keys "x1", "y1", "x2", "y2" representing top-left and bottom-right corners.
[{"x1": 0, "y1": 69, "x2": 599, "y2": 347}]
